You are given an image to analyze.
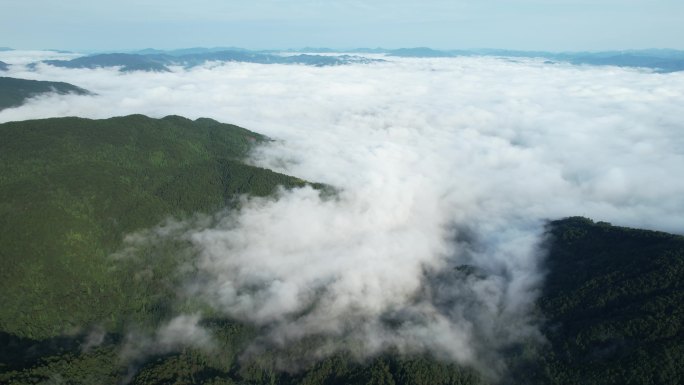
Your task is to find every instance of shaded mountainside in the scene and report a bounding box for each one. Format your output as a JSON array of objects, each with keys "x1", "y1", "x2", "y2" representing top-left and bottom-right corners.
[
  {"x1": 39, "y1": 51, "x2": 382, "y2": 72},
  {"x1": 0, "y1": 77, "x2": 90, "y2": 110},
  {"x1": 517, "y1": 217, "x2": 684, "y2": 385},
  {"x1": 0, "y1": 116, "x2": 682, "y2": 383},
  {"x1": 0, "y1": 61, "x2": 8, "y2": 71}
]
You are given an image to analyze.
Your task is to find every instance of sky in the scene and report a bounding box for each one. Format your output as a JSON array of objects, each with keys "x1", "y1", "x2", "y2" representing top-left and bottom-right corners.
[{"x1": 2, "y1": 0, "x2": 684, "y2": 51}]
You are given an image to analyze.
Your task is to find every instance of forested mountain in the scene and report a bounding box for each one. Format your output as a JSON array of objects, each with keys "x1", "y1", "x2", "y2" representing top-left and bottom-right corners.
[
  {"x1": 518, "y1": 217, "x2": 684, "y2": 385},
  {"x1": 0, "y1": 115, "x2": 318, "y2": 339},
  {"x1": 0, "y1": 116, "x2": 682, "y2": 384},
  {"x1": 0, "y1": 77, "x2": 90, "y2": 110}
]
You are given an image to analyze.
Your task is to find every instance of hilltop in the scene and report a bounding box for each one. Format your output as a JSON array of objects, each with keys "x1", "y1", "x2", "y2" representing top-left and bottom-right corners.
[{"x1": 0, "y1": 77, "x2": 90, "y2": 110}]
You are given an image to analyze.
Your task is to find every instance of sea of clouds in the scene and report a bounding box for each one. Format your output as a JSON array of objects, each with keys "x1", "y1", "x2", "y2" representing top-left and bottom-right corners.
[{"x1": 2, "y1": 52, "x2": 683, "y2": 376}]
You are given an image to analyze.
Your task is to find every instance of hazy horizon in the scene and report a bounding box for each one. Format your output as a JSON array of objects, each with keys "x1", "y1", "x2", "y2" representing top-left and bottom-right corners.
[
  {"x1": 3, "y1": 0, "x2": 684, "y2": 52},
  {"x1": 5, "y1": 46, "x2": 684, "y2": 55}
]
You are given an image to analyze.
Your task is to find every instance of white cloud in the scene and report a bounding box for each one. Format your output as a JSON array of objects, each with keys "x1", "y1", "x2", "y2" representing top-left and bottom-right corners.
[{"x1": 3, "y1": 53, "x2": 684, "y2": 376}]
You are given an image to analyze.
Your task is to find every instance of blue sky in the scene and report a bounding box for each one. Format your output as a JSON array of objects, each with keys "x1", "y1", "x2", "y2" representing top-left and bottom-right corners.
[{"x1": 2, "y1": 0, "x2": 683, "y2": 51}]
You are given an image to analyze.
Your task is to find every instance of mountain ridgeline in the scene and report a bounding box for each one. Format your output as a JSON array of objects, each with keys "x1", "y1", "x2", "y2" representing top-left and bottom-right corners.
[
  {"x1": 383, "y1": 47, "x2": 684, "y2": 72},
  {"x1": 38, "y1": 51, "x2": 382, "y2": 72},
  {"x1": 30, "y1": 47, "x2": 684, "y2": 73},
  {"x1": 0, "y1": 115, "x2": 682, "y2": 384},
  {"x1": 0, "y1": 77, "x2": 90, "y2": 110}
]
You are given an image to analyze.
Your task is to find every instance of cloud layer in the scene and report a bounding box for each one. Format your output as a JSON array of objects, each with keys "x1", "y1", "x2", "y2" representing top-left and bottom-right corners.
[{"x1": 4, "y1": 54, "x2": 684, "y2": 375}]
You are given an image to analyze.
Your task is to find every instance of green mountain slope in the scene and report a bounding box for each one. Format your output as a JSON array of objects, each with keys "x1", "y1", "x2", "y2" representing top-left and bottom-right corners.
[
  {"x1": 0, "y1": 77, "x2": 90, "y2": 110},
  {"x1": 0, "y1": 115, "x2": 317, "y2": 341},
  {"x1": 517, "y1": 217, "x2": 684, "y2": 385}
]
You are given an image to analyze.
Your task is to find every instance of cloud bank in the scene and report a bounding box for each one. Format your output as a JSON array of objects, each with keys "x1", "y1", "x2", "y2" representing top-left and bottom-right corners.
[{"x1": 4, "y1": 53, "x2": 684, "y2": 376}]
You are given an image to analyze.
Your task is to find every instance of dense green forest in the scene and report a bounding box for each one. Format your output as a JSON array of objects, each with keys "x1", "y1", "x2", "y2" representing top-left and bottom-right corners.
[
  {"x1": 0, "y1": 116, "x2": 682, "y2": 384},
  {"x1": 0, "y1": 77, "x2": 90, "y2": 110},
  {"x1": 519, "y1": 217, "x2": 684, "y2": 385}
]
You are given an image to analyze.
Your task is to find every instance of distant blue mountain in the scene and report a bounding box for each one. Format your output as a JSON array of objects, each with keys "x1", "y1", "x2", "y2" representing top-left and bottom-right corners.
[
  {"x1": 377, "y1": 47, "x2": 684, "y2": 72},
  {"x1": 41, "y1": 53, "x2": 171, "y2": 72},
  {"x1": 555, "y1": 51, "x2": 684, "y2": 72},
  {"x1": 0, "y1": 61, "x2": 8, "y2": 71},
  {"x1": 34, "y1": 47, "x2": 684, "y2": 73},
  {"x1": 38, "y1": 50, "x2": 383, "y2": 72}
]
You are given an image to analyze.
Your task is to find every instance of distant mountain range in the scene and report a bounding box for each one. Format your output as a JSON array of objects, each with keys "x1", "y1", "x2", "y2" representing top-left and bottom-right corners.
[
  {"x1": 0, "y1": 77, "x2": 90, "y2": 110},
  {"x1": 36, "y1": 51, "x2": 383, "y2": 72},
  {"x1": 27, "y1": 47, "x2": 684, "y2": 73},
  {"x1": 0, "y1": 61, "x2": 8, "y2": 71},
  {"x1": 258, "y1": 46, "x2": 684, "y2": 72},
  {"x1": 380, "y1": 47, "x2": 684, "y2": 72}
]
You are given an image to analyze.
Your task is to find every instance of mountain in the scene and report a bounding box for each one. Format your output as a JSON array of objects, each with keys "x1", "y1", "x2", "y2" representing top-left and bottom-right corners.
[
  {"x1": 0, "y1": 77, "x2": 90, "y2": 110},
  {"x1": 37, "y1": 47, "x2": 684, "y2": 72},
  {"x1": 353, "y1": 47, "x2": 684, "y2": 72},
  {"x1": 0, "y1": 116, "x2": 681, "y2": 384},
  {"x1": 515, "y1": 217, "x2": 684, "y2": 384},
  {"x1": 166, "y1": 50, "x2": 379, "y2": 67},
  {"x1": 39, "y1": 50, "x2": 383, "y2": 72},
  {"x1": 0, "y1": 61, "x2": 8, "y2": 71},
  {"x1": 41, "y1": 53, "x2": 172, "y2": 72},
  {"x1": 558, "y1": 52, "x2": 684, "y2": 72},
  {"x1": 461, "y1": 49, "x2": 684, "y2": 72},
  {"x1": 0, "y1": 115, "x2": 321, "y2": 339}
]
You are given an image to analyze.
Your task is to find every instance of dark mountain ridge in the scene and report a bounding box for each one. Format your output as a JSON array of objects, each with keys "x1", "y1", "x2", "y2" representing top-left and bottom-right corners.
[{"x1": 0, "y1": 76, "x2": 90, "y2": 110}]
